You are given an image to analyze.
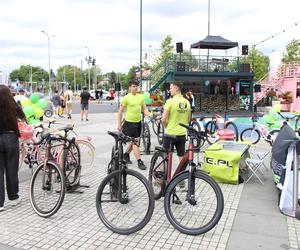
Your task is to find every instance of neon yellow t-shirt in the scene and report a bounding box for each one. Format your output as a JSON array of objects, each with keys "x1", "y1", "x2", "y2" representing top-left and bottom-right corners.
[
  {"x1": 121, "y1": 93, "x2": 144, "y2": 123},
  {"x1": 164, "y1": 94, "x2": 191, "y2": 136}
]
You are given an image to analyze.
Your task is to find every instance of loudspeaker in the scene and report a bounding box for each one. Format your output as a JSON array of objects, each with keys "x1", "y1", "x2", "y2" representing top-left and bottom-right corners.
[
  {"x1": 176, "y1": 61, "x2": 185, "y2": 71},
  {"x1": 242, "y1": 45, "x2": 248, "y2": 55},
  {"x1": 176, "y1": 42, "x2": 183, "y2": 53},
  {"x1": 239, "y1": 63, "x2": 250, "y2": 72},
  {"x1": 115, "y1": 82, "x2": 121, "y2": 91},
  {"x1": 254, "y1": 84, "x2": 261, "y2": 92}
]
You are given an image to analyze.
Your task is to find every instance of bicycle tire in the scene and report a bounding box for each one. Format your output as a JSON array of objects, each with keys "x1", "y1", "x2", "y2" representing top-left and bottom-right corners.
[
  {"x1": 205, "y1": 121, "x2": 218, "y2": 144},
  {"x1": 96, "y1": 169, "x2": 155, "y2": 235},
  {"x1": 30, "y1": 161, "x2": 66, "y2": 218},
  {"x1": 225, "y1": 121, "x2": 239, "y2": 141},
  {"x1": 149, "y1": 151, "x2": 167, "y2": 200},
  {"x1": 157, "y1": 121, "x2": 164, "y2": 145},
  {"x1": 62, "y1": 142, "x2": 81, "y2": 186},
  {"x1": 240, "y1": 128, "x2": 260, "y2": 144},
  {"x1": 164, "y1": 170, "x2": 224, "y2": 235},
  {"x1": 152, "y1": 119, "x2": 159, "y2": 136},
  {"x1": 76, "y1": 139, "x2": 95, "y2": 176},
  {"x1": 44, "y1": 109, "x2": 53, "y2": 117},
  {"x1": 141, "y1": 123, "x2": 151, "y2": 154}
]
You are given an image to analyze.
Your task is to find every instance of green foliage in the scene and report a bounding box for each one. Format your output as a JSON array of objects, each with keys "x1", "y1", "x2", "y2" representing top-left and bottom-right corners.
[
  {"x1": 241, "y1": 46, "x2": 269, "y2": 81},
  {"x1": 56, "y1": 65, "x2": 85, "y2": 89},
  {"x1": 155, "y1": 35, "x2": 174, "y2": 66},
  {"x1": 282, "y1": 39, "x2": 300, "y2": 63},
  {"x1": 10, "y1": 65, "x2": 48, "y2": 82}
]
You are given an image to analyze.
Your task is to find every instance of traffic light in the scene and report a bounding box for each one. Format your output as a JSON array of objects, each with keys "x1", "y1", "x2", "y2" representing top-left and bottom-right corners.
[{"x1": 92, "y1": 59, "x2": 96, "y2": 66}]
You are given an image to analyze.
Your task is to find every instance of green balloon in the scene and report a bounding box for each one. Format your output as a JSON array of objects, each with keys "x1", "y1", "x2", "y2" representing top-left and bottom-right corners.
[
  {"x1": 143, "y1": 92, "x2": 150, "y2": 99},
  {"x1": 145, "y1": 97, "x2": 152, "y2": 105},
  {"x1": 23, "y1": 106, "x2": 35, "y2": 119},
  {"x1": 20, "y1": 97, "x2": 32, "y2": 107},
  {"x1": 34, "y1": 107, "x2": 44, "y2": 119},
  {"x1": 36, "y1": 99, "x2": 48, "y2": 110},
  {"x1": 30, "y1": 93, "x2": 40, "y2": 104}
]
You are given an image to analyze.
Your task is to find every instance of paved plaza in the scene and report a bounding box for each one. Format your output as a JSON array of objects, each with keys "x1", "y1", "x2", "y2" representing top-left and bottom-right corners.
[{"x1": 0, "y1": 113, "x2": 300, "y2": 249}]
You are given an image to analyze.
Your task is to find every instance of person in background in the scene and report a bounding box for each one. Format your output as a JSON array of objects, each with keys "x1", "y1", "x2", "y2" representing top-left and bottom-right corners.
[
  {"x1": 185, "y1": 89, "x2": 195, "y2": 113},
  {"x1": 162, "y1": 82, "x2": 191, "y2": 163},
  {"x1": 64, "y1": 86, "x2": 74, "y2": 119},
  {"x1": 0, "y1": 85, "x2": 27, "y2": 211},
  {"x1": 51, "y1": 90, "x2": 61, "y2": 117},
  {"x1": 99, "y1": 89, "x2": 104, "y2": 104},
  {"x1": 117, "y1": 80, "x2": 152, "y2": 170},
  {"x1": 80, "y1": 87, "x2": 90, "y2": 121}
]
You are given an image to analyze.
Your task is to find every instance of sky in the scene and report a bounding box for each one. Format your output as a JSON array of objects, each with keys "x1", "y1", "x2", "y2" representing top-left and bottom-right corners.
[{"x1": 1, "y1": 0, "x2": 300, "y2": 75}]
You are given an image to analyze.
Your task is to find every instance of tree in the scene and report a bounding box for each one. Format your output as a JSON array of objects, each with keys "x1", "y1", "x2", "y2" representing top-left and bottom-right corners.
[
  {"x1": 282, "y1": 39, "x2": 300, "y2": 63},
  {"x1": 240, "y1": 46, "x2": 269, "y2": 81},
  {"x1": 56, "y1": 65, "x2": 84, "y2": 90},
  {"x1": 10, "y1": 65, "x2": 48, "y2": 83}
]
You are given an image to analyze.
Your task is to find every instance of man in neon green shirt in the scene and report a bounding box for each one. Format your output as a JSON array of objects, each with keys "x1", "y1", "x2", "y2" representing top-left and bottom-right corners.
[
  {"x1": 162, "y1": 82, "x2": 191, "y2": 161},
  {"x1": 117, "y1": 80, "x2": 152, "y2": 170}
]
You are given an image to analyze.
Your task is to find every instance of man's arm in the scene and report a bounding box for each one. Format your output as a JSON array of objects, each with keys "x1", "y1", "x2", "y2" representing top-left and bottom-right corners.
[
  {"x1": 161, "y1": 109, "x2": 169, "y2": 128},
  {"x1": 142, "y1": 104, "x2": 152, "y2": 117},
  {"x1": 117, "y1": 105, "x2": 125, "y2": 131}
]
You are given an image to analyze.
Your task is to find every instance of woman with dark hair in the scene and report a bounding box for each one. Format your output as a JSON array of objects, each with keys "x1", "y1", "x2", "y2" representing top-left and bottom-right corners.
[{"x1": 0, "y1": 85, "x2": 26, "y2": 211}]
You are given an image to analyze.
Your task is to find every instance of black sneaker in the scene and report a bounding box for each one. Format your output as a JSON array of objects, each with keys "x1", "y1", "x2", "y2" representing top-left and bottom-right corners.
[
  {"x1": 124, "y1": 153, "x2": 132, "y2": 164},
  {"x1": 137, "y1": 160, "x2": 146, "y2": 170}
]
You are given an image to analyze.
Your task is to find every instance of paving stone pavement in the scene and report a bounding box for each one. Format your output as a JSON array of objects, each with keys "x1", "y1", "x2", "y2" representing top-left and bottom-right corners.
[{"x1": 0, "y1": 113, "x2": 298, "y2": 249}]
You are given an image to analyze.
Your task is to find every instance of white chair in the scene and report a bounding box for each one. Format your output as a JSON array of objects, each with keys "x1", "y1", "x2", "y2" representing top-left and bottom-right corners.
[{"x1": 245, "y1": 158, "x2": 265, "y2": 185}]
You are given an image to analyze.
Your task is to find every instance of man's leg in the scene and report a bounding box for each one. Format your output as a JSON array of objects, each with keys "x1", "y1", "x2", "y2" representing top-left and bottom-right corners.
[{"x1": 85, "y1": 107, "x2": 89, "y2": 121}]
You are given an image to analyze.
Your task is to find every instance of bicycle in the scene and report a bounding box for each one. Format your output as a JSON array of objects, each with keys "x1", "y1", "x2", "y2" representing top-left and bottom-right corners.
[
  {"x1": 96, "y1": 131, "x2": 155, "y2": 235},
  {"x1": 149, "y1": 124, "x2": 224, "y2": 235},
  {"x1": 240, "y1": 114, "x2": 280, "y2": 145},
  {"x1": 139, "y1": 114, "x2": 151, "y2": 154},
  {"x1": 205, "y1": 110, "x2": 239, "y2": 144},
  {"x1": 277, "y1": 112, "x2": 300, "y2": 135}
]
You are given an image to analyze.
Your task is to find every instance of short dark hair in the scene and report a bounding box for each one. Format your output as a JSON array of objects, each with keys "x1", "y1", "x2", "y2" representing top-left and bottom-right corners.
[
  {"x1": 171, "y1": 81, "x2": 183, "y2": 91},
  {"x1": 83, "y1": 86, "x2": 88, "y2": 90},
  {"x1": 128, "y1": 80, "x2": 138, "y2": 87}
]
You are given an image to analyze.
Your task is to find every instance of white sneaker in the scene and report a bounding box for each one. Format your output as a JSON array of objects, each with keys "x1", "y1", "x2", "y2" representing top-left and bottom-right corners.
[
  {"x1": 0, "y1": 206, "x2": 4, "y2": 212},
  {"x1": 10, "y1": 198, "x2": 22, "y2": 206}
]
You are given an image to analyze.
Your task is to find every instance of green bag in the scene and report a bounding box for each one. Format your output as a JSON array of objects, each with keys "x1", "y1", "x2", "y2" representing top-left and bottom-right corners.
[{"x1": 203, "y1": 143, "x2": 248, "y2": 185}]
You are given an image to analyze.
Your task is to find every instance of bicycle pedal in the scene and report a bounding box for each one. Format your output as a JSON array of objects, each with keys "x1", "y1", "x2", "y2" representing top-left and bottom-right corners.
[{"x1": 173, "y1": 200, "x2": 182, "y2": 205}]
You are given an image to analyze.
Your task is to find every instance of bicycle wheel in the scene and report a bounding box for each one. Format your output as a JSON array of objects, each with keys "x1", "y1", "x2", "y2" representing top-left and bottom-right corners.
[
  {"x1": 44, "y1": 109, "x2": 53, "y2": 117},
  {"x1": 30, "y1": 161, "x2": 66, "y2": 217},
  {"x1": 157, "y1": 121, "x2": 164, "y2": 145},
  {"x1": 96, "y1": 169, "x2": 155, "y2": 234},
  {"x1": 76, "y1": 139, "x2": 95, "y2": 176},
  {"x1": 190, "y1": 120, "x2": 205, "y2": 148},
  {"x1": 240, "y1": 128, "x2": 260, "y2": 144},
  {"x1": 205, "y1": 121, "x2": 218, "y2": 144},
  {"x1": 225, "y1": 121, "x2": 239, "y2": 141},
  {"x1": 140, "y1": 123, "x2": 151, "y2": 154},
  {"x1": 62, "y1": 142, "x2": 81, "y2": 186},
  {"x1": 149, "y1": 151, "x2": 167, "y2": 200},
  {"x1": 164, "y1": 170, "x2": 224, "y2": 235}
]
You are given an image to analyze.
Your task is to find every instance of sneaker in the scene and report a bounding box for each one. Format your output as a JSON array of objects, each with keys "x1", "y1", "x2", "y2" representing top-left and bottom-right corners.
[
  {"x1": 137, "y1": 160, "x2": 147, "y2": 170},
  {"x1": 10, "y1": 198, "x2": 21, "y2": 207},
  {"x1": 0, "y1": 206, "x2": 4, "y2": 212},
  {"x1": 124, "y1": 153, "x2": 132, "y2": 164},
  {"x1": 86, "y1": 118, "x2": 89, "y2": 121}
]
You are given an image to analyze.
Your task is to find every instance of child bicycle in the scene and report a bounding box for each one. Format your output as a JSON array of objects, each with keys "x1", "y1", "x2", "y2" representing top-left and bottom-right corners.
[
  {"x1": 95, "y1": 131, "x2": 155, "y2": 235},
  {"x1": 149, "y1": 123, "x2": 224, "y2": 235}
]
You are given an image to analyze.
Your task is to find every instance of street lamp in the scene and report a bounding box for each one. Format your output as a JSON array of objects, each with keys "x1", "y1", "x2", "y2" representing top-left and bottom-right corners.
[
  {"x1": 41, "y1": 30, "x2": 55, "y2": 96},
  {"x1": 139, "y1": 0, "x2": 143, "y2": 90},
  {"x1": 85, "y1": 46, "x2": 91, "y2": 91}
]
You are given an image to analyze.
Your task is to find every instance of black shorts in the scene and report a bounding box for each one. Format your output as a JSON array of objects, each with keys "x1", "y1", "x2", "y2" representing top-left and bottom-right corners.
[
  {"x1": 122, "y1": 121, "x2": 142, "y2": 138},
  {"x1": 81, "y1": 103, "x2": 89, "y2": 110},
  {"x1": 163, "y1": 135, "x2": 186, "y2": 156}
]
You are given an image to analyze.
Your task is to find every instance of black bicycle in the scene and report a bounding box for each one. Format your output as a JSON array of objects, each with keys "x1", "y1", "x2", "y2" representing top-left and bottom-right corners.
[
  {"x1": 96, "y1": 131, "x2": 155, "y2": 235},
  {"x1": 149, "y1": 124, "x2": 224, "y2": 235}
]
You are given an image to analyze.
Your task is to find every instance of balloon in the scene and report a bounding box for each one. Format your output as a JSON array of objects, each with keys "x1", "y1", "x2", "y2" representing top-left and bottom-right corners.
[
  {"x1": 20, "y1": 97, "x2": 32, "y2": 107},
  {"x1": 143, "y1": 92, "x2": 150, "y2": 99},
  {"x1": 37, "y1": 99, "x2": 48, "y2": 110},
  {"x1": 29, "y1": 118, "x2": 41, "y2": 125},
  {"x1": 273, "y1": 104, "x2": 281, "y2": 112},
  {"x1": 23, "y1": 106, "x2": 35, "y2": 119},
  {"x1": 30, "y1": 93, "x2": 40, "y2": 104},
  {"x1": 145, "y1": 97, "x2": 153, "y2": 105},
  {"x1": 34, "y1": 107, "x2": 44, "y2": 119}
]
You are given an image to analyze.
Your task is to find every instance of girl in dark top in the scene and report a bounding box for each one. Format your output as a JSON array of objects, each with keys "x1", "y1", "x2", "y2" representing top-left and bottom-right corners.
[{"x1": 0, "y1": 85, "x2": 26, "y2": 211}]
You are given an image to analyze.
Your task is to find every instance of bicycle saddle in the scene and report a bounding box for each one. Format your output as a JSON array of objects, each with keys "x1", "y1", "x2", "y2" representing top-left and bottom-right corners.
[{"x1": 108, "y1": 131, "x2": 133, "y2": 143}]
